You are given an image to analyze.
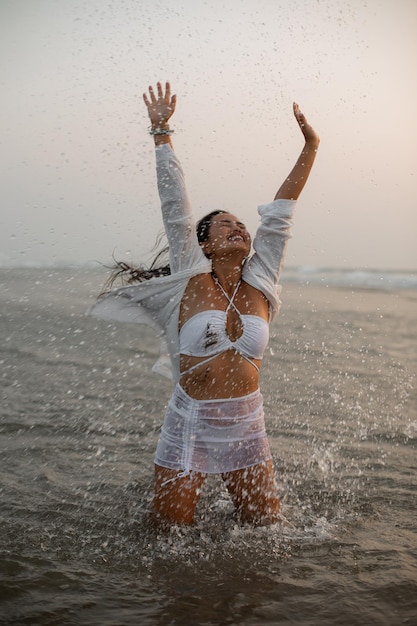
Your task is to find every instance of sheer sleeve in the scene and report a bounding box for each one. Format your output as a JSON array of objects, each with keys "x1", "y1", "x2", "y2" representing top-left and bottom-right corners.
[
  {"x1": 243, "y1": 199, "x2": 296, "y2": 320},
  {"x1": 156, "y1": 144, "x2": 207, "y2": 274}
]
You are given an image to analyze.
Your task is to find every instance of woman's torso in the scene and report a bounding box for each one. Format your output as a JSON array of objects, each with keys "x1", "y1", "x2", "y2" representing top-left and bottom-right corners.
[{"x1": 179, "y1": 273, "x2": 269, "y2": 399}]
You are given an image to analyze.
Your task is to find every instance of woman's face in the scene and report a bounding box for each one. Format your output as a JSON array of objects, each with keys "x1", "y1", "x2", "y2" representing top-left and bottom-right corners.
[{"x1": 202, "y1": 213, "x2": 251, "y2": 260}]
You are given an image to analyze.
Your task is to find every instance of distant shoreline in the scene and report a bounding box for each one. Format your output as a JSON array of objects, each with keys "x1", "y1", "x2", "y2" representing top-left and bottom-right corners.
[{"x1": 1, "y1": 264, "x2": 415, "y2": 292}]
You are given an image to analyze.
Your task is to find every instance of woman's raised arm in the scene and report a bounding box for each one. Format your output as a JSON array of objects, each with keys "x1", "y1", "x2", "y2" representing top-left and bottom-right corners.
[
  {"x1": 274, "y1": 103, "x2": 320, "y2": 200},
  {"x1": 142, "y1": 81, "x2": 209, "y2": 274}
]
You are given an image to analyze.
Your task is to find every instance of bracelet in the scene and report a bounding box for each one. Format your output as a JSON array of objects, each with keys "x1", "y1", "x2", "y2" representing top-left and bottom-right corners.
[{"x1": 148, "y1": 127, "x2": 174, "y2": 136}]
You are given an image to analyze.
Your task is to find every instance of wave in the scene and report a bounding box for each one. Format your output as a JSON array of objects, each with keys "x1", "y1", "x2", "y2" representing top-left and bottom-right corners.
[{"x1": 282, "y1": 267, "x2": 417, "y2": 291}]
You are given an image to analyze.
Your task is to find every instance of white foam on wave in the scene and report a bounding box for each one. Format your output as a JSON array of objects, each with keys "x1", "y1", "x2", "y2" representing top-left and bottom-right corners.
[{"x1": 282, "y1": 266, "x2": 417, "y2": 291}]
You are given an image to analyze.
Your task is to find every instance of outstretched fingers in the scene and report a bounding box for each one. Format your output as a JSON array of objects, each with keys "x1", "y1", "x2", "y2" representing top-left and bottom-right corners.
[
  {"x1": 143, "y1": 81, "x2": 173, "y2": 103},
  {"x1": 143, "y1": 81, "x2": 177, "y2": 127}
]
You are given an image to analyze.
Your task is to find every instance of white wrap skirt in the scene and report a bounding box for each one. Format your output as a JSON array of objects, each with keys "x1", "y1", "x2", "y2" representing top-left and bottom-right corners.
[{"x1": 154, "y1": 384, "x2": 271, "y2": 474}]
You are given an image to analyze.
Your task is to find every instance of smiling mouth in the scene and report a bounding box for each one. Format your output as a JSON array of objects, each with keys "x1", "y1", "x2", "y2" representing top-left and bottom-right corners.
[{"x1": 228, "y1": 234, "x2": 245, "y2": 242}]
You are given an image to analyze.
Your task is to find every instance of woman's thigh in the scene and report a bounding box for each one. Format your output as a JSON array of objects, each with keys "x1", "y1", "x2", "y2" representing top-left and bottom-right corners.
[
  {"x1": 153, "y1": 464, "x2": 206, "y2": 527},
  {"x1": 222, "y1": 460, "x2": 280, "y2": 525}
]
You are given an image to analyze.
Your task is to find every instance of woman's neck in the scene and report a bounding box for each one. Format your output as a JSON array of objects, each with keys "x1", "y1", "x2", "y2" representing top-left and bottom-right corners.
[{"x1": 211, "y1": 260, "x2": 244, "y2": 296}]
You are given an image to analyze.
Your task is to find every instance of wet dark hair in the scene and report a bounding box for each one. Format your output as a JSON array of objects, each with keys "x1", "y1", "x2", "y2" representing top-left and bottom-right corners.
[
  {"x1": 100, "y1": 210, "x2": 226, "y2": 294},
  {"x1": 196, "y1": 210, "x2": 226, "y2": 244}
]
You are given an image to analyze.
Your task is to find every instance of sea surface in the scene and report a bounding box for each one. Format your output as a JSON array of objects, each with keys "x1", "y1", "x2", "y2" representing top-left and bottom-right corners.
[{"x1": 1, "y1": 267, "x2": 416, "y2": 625}]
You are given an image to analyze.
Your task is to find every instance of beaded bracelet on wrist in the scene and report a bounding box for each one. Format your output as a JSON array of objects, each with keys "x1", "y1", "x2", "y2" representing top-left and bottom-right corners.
[{"x1": 148, "y1": 127, "x2": 174, "y2": 136}]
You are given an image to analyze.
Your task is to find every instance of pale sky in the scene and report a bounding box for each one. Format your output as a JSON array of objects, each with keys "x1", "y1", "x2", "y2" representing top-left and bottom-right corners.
[{"x1": 1, "y1": 0, "x2": 416, "y2": 270}]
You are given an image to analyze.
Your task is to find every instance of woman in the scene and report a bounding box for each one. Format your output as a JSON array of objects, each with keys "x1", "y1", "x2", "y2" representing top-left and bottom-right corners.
[{"x1": 90, "y1": 81, "x2": 319, "y2": 527}]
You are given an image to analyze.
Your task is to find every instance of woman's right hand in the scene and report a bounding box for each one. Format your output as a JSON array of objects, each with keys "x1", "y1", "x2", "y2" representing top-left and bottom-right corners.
[{"x1": 143, "y1": 81, "x2": 176, "y2": 128}]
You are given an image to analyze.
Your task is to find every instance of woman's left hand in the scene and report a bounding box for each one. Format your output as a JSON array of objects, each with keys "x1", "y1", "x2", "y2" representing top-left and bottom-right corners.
[{"x1": 293, "y1": 103, "x2": 320, "y2": 146}]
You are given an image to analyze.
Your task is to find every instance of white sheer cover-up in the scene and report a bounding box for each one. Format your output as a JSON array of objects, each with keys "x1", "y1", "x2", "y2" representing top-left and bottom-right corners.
[
  {"x1": 155, "y1": 384, "x2": 271, "y2": 474},
  {"x1": 87, "y1": 144, "x2": 297, "y2": 475},
  {"x1": 87, "y1": 144, "x2": 296, "y2": 382}
]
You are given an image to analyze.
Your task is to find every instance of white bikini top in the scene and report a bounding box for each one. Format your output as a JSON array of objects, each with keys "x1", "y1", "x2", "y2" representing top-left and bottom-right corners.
[{"x1": 179, "y1": 278, "x2": 269, "y2": 376}]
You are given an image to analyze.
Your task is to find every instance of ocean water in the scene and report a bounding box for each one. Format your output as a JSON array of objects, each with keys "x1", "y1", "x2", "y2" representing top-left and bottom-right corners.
[
  {"x1": 1, "y1": 267, "x2": 416, "y2": 625},
  {"x1": 282, "y1": 266, "x2": 417, "y2": 291}
]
